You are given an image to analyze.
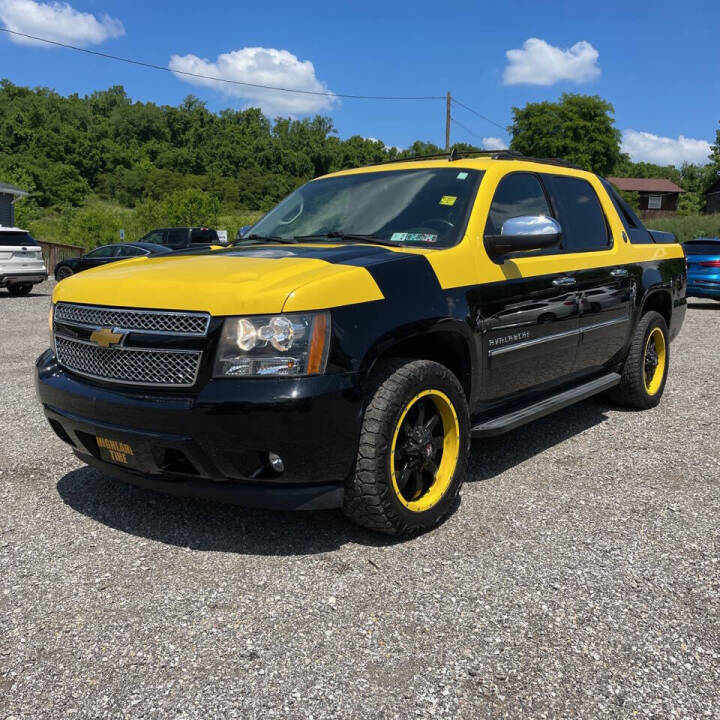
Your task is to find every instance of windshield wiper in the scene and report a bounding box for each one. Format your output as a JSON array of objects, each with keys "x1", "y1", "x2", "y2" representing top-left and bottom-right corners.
[
  {"x1": 293, "y1": 231, "x2": 401, "y2": 247},
  {"x1": 237, "y1": 233, "x2": 297, "y2": 244}
]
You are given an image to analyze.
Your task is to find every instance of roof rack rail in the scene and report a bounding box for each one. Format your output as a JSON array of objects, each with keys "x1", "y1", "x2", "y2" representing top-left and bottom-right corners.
[{"x1": 364, "y1": 149, "x2": 583, "y2": 170}]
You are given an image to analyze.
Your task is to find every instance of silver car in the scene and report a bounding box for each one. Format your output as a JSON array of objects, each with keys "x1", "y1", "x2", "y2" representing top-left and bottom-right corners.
[{"x1": 0, "y1": 227, "x2": 48, "y2": 296}]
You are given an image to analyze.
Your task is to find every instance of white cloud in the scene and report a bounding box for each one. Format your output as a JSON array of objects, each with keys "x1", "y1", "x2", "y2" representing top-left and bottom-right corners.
[
  {"x1": 169, "y1": 47, "x2": 336, "y2": 117},
  {"x1": 0, "y1": 0, "x2": 124, "y2": 46},
  {"x1": 622, "y1": 129, "x2": 712, "y2": 166},
  {"x1": 482, "y1": 137, "x2": 508, "y2": 150},
  {"x1": 503, "y1": 38, "x2": 600, "y2": 86}
]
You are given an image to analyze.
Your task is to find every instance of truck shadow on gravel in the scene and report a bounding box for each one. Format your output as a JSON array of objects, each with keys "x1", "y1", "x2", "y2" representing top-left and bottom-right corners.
[
  {"x1": 468, "y1": 398, "x2": 611, "y2": 481},
  {"x1": 56, "y1": 468, "x2": 403, "y2": 554},
  {"x1": 1, "y1": 290, "x2": 51, "y2": 298},
  {"x1": 687, "y1": 301, "x2": 719, "y2": 310},
  {"x1": 56, "y1": 399, "x2": 612, "y2": 554}
]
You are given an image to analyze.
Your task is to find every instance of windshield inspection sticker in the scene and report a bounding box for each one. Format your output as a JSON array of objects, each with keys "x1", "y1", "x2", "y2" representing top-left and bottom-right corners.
[
  {"x1": 439, "y1": 195, "x2": 457, "y2": 206},
  {"x1": 391, "y1": 232, "x2": 438, "y2": 244},
  {"x1": 456, "y1": 172, "x2": 469, "y2": 180}
]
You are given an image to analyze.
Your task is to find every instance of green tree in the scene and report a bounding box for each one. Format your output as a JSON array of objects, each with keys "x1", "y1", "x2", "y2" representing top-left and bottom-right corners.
[
  {"x1": 509, "y1": 93, "x2": 622, "y2": 175},
  {"x1": 158, "y1": 188, "x2": 220, "y2": 227}
]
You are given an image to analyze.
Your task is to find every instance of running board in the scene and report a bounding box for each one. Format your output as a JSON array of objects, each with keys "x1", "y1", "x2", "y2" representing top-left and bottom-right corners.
[{"x1": 471, "y1": 372, "x2": 621, "y2": 438}]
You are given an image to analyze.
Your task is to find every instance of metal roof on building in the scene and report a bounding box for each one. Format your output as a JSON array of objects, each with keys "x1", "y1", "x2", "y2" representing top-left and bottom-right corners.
[
  {"x1": 607, "y1": 177, "x2": 684, "y2": 193},
  {"x1": 0, "y1": 182, "x2": 28, "y2": 197}
]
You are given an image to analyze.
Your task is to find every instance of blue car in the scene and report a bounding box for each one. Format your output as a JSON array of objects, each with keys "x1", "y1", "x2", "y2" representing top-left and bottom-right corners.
[{"x1": 685, "y1": 237, "x2": 720, "y2": 301}]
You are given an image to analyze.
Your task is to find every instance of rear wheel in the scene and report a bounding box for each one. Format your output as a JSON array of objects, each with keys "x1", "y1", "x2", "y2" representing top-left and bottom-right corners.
[
  {"x1": 55, "y1": 266, "x2": 73, "y2": 280},
  {"x1": 343, "y1": 359, "x2": 470, "y2": 536},
  {"x1": 609, "y1": 310, "x2": 669, "y2": 409},
  {"x1": 7, "y1": 283, "x2": 32, "y2": 296}
]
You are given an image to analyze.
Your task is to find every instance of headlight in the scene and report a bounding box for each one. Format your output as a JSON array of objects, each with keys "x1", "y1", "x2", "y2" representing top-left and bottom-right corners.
[{"x1": 214, "y1": 312, "x2": 330, "y2": 377}]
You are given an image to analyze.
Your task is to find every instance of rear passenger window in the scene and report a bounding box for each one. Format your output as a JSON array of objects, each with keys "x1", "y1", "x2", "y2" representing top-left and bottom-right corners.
[
  {"x1": 190, "y1": 229, "x2": 218, "y2": 244},
  {"x1": 166, "y1": 229, "x2": 188, "y2": 248},
  {"x1": 117, "y1": 246, "x2": 144, "y2": 257},
  {"x1": 601, "y1": 180, "x2": 654, "y2": 244},
  {"x1": 545, "y1": 176, "x2": 610, "y2": 251},
  {"x1": 142, "y1": 230, "x2": 165, "y2": 245},
  {"x1": 485, "y1": 173, "x2": 552, "y2": 236}
]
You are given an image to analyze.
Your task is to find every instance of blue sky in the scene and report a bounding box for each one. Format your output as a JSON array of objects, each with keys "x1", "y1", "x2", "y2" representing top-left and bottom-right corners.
[{"x1": 0, "y1": 0, "x2": 718, "y2": 165}]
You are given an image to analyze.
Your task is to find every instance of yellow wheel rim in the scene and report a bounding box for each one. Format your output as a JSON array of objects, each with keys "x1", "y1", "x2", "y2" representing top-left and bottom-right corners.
[
  {"x1": 389, "y1": 389, "x2": 460, "y2": 513},
  {"x1": 643, "y1": 327, "x2": 667, "y2": 396}
]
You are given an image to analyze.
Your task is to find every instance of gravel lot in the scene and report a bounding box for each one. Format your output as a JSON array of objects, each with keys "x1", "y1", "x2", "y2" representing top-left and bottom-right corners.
[{"x1": 1, "y1": 280, "x2": 719, "y2": 719}]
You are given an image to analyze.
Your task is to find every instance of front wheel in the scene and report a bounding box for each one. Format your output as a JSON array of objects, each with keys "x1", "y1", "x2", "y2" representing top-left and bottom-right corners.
[
  {"x1": 343, "y1": 359, "x2": 470, "y2": 536},
  {"x1": 7, "y1": 283, "x2": 32, "y2": 296},
  {"x1": 609, "y1": 310, "x2": 669, "y2": 409},
  {"x1": 55, "y1": 266, "x2": 74, "y2": 280}
]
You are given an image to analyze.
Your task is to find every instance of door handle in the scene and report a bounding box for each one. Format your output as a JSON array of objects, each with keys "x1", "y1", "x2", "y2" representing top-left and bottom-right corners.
[
  {"x1": 552, "y1": 277, "x2": 576, "y2": 287},
  {"x1": 610, "y1": 268, "x2": 629, "y2": 278}
]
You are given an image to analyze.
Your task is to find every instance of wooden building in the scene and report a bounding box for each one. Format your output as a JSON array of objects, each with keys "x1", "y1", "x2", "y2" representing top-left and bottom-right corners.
[
  {"x1": 0, "y1": 181, "x2": 27, "y2": 226},
  {"x1": 704, "y1": 177, "x2": 720, "y2": 215},
  {"x1": 607, "y1": 177, "x2": 684, "y2": 218}
]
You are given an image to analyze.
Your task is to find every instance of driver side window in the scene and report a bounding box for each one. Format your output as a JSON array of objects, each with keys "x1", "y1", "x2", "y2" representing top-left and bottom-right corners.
[
  {"x1": 86, "y1": 246, "x2": 115, "y2": 258},
  {"x1": 486, "y1": 173, "x2": 552, "y2": 236}
]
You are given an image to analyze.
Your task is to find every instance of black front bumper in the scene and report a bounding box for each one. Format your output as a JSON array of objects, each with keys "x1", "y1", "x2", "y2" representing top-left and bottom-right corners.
[{"x1": 36, "y1": 350, "x2": 365, "y2": 510}]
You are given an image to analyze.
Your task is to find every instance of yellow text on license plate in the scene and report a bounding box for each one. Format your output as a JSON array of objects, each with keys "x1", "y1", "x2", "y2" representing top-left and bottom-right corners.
[{"x1": 97, "y1": 436, "x2": 134, "y2": 464}]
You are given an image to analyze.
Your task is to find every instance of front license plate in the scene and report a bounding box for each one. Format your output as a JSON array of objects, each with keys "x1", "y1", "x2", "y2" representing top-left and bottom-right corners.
[{"x1": 96, "y1": 436, "x2": 137, "y2": 467}]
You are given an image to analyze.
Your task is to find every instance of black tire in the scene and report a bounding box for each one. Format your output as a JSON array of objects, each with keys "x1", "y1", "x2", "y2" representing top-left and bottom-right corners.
[
  {"x1": 7, "y1": 283, "x2": 32, "y2": 296},
  {"x1": 343, "y1": 359, "x2": 470, "y2": 536},
  {"x1": 609, "y1": 311, "x2": 669, "y2": 409},
  {"x1": 55, "y1": 266, "x2": 73, "y2": 280}
]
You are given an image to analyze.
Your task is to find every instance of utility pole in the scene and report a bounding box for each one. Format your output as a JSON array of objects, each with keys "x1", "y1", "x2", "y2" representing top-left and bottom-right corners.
[{"x1": 445, "y1": 91, "x2": 451, "y2": 152}]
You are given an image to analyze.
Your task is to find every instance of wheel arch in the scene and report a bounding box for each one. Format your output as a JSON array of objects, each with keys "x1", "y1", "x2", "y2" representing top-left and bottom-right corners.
[
  {"x1": 639, "y1": 287, "x2": 672, "y2": 328},
  {"x1": 363, "y1": 320, "x2": 476, "y2": 400}
]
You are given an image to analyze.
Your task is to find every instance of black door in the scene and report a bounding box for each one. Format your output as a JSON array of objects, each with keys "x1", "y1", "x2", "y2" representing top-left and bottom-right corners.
[
  {"x1": 78, "y1": 245, "x2": 119, "y2": 271},
  {"x1": 476, "y1": 172, "x2": 580, "y2": 402},
  {"x1": 542, "y1": 175, "x2": 632, "y2": 372}
]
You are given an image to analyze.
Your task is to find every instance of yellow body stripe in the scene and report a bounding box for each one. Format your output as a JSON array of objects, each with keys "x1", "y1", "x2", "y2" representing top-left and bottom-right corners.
[{"x1": 325, "y1": 159, "x2": 684, "y2": 290}]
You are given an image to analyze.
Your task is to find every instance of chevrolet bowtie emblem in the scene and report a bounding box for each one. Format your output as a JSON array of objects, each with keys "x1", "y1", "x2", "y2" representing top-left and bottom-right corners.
[{"x1": 89, "y1": 327, "x2": 125, "y2": 348}]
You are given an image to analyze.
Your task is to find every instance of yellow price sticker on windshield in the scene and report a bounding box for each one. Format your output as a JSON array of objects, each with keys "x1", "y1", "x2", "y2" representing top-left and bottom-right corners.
[{"x1": 439, "y1": 195, "x2": 457, "y2": 206}]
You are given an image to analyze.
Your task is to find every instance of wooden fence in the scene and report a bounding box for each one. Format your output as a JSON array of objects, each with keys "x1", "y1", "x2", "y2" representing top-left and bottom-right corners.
[{"x1": 36, "y1": 241, "x2": 84, "y2": 273}]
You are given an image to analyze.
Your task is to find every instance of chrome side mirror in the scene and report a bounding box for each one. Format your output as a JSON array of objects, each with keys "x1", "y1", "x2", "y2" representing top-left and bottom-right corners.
[{"x1": 485, "y1": 215, "x2": 562, "y2": 256}]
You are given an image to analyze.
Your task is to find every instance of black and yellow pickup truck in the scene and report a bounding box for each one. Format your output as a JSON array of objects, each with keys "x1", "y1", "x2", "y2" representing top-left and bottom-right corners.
[{"x1": 36, "y1": 152, "x2": 687, "y2": 535}]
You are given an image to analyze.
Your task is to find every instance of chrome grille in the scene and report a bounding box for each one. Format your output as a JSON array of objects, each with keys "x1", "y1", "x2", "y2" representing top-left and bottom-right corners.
[
  {"x1": 54, "y1": 303, "x2": 210, "y2": 336},
  {"x1": 55, "y1": 336, "x2": 201, "y2": 387}
]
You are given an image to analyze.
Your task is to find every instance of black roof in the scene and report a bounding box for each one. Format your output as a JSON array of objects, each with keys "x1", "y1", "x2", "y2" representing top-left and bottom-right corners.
[
  {"x1": 92, "y1": 242, "x2": 171, "y2": 253},
  {"x1": 128, "y1": 242, "x2": 172, "y2": 253},
  {"x1": 150, "y1": 227, "x2": 216, "y2": 232}
]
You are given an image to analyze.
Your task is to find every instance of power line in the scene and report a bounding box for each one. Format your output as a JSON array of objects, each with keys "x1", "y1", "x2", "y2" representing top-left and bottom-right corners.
[
  {"x1": 451, "y1": 97, "x2": 507, "y2": 132},
  {"x1": 450, "y1": 117, "x2": 485, "y2": 142},
  {"x1": 0, "y1": 28, "x2": 445, "y2": 101}
]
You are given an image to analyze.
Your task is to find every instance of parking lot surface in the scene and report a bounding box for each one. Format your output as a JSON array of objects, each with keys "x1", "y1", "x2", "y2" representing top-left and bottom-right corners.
[{"x1": 1, "y1": 281, "x2": 719, "y2": 719}]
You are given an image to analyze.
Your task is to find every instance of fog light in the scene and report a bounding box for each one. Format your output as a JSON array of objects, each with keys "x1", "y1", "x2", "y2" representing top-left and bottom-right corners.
[{"x1": 267, "y1": 452, "x2": 285, "y2": 473}]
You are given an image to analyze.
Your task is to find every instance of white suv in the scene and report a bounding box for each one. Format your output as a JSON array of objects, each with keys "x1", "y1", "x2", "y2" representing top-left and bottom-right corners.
[{"x1": 0, "y1": 227, "x2": 48, "y2": 296}]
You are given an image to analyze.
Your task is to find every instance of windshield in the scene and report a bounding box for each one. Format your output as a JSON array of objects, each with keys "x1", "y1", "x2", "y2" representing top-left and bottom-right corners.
[
  {"x1": 0, "y1": 231, "x2": 37, "y2": 246},
  {"x1": 248, "y1": 168, "x2": 482, "y2": 248}
]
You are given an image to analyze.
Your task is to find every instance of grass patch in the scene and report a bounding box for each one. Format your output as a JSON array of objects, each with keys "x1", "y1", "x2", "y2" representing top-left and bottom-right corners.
[
  {"x1": 21, "y1": 198, "x2": 264, "y2": 249},
  {"x1": 645, "y1": 214, "x2": 720, "y2": 243}
]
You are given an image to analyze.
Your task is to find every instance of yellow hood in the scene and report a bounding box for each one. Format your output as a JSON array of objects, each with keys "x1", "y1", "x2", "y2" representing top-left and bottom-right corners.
[{"x1": 52, "y1": 250, "x2": 384, "y2": 315}]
